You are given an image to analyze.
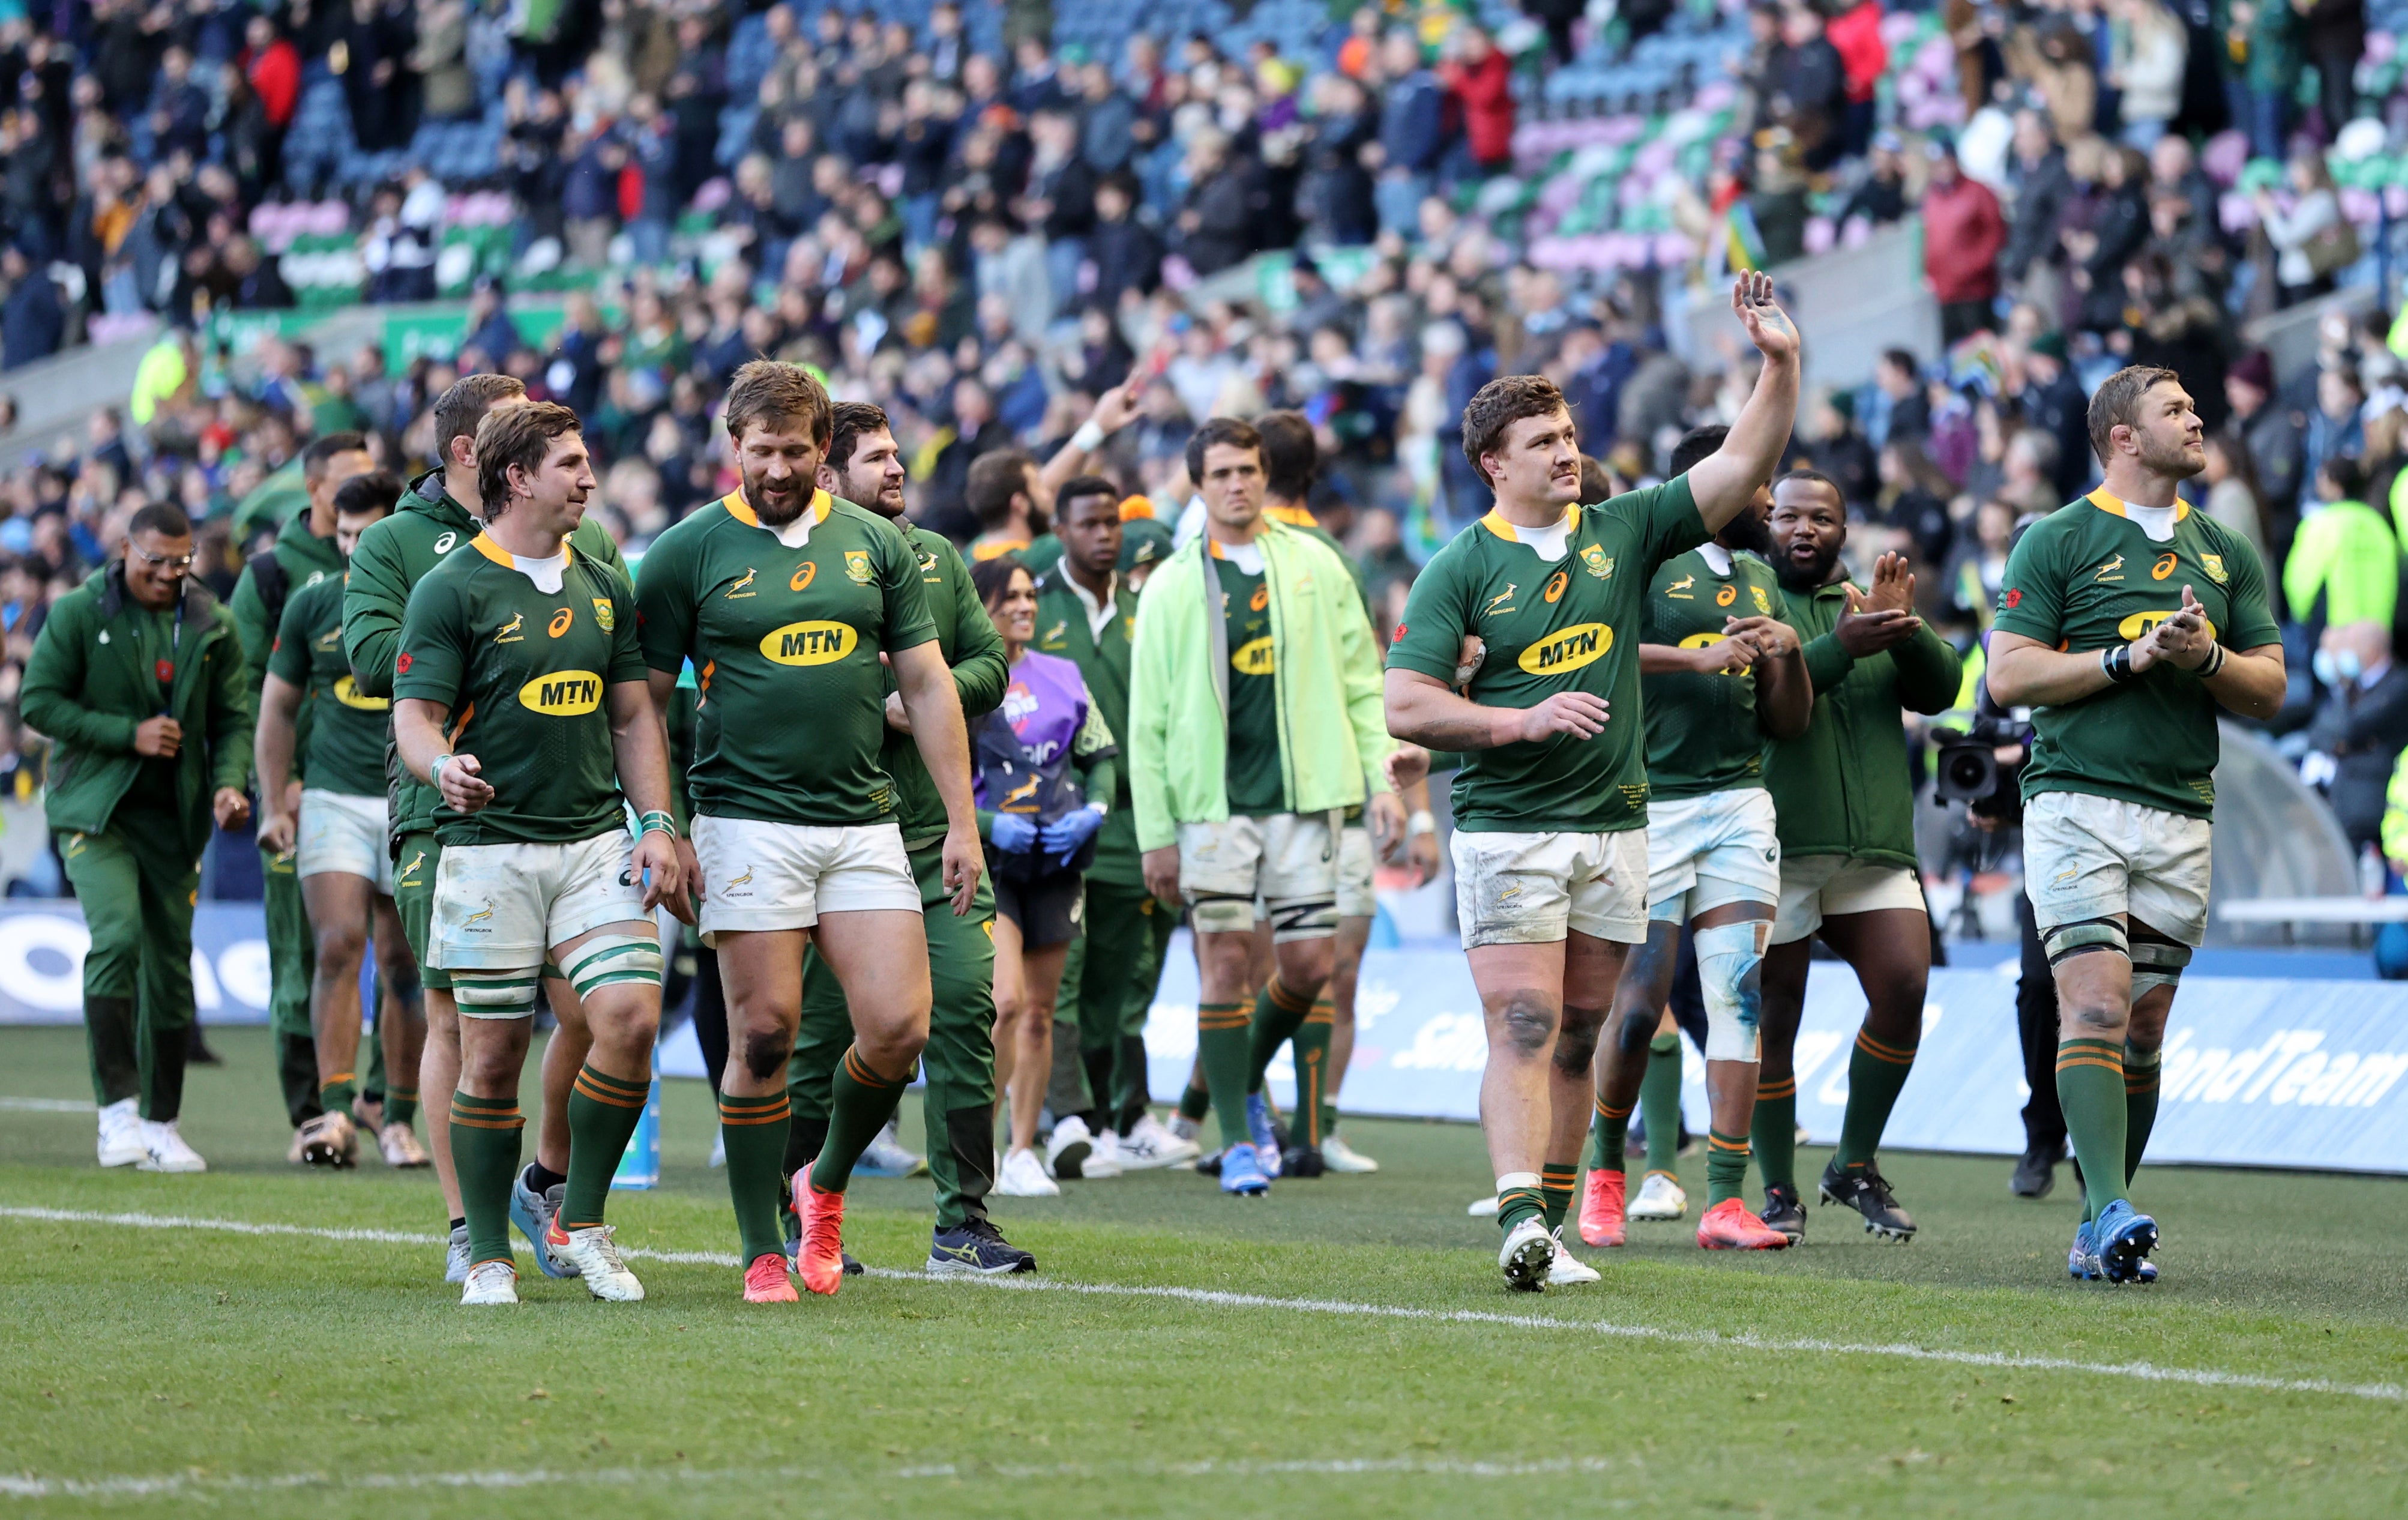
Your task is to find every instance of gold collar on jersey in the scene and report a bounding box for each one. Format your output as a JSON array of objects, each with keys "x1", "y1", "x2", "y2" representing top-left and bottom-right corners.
[
  {"x1": 2085, "y1": 486, "x2": 2190, "y2": 522},
  {"x1": 719, "y1": 486, "x2": 834, "y2": 528},
  {"x1": 1476, "y1": 503, "x2": 1580, "y2": 542}
]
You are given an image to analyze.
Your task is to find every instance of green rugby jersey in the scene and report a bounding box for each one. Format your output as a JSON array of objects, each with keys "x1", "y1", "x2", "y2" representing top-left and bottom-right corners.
[
  {"x1": 266, "y1": 572, "x2": 390, "y2": 796},
  {"x1": 1993, "y1": 488, "x2": 2280, "y2": 819},
  {"x1": 391, "y1": 534, "x2": 648, "y2": 846},
  {"x1": 636, "y1": 489, "x2": 936, "y2": 826},
  {"x1": 1387, "y1": 476, "x2": 1707, "y2": 834},
  {"x1": 1214, "y1": 547, "x2": 1283, "y2": 815},
  {"x1": 1642, "y1": 545, "x2": 1789, "y2": 799},
  {"x1": 880, "y1": 520, "x2": 1008, "y2": 839}
]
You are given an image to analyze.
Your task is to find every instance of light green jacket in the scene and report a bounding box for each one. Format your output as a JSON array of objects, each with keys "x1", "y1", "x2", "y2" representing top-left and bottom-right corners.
[
  {"x1": 1127, "y1": 518, "x2": 1393, "y2": 853},
  {"x1": 2283, "y1": 498, "x2": 2398, "y2": 629}
]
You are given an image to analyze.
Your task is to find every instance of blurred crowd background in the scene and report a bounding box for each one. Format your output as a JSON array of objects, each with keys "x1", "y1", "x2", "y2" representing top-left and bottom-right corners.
[{"x1": 4, "y1": 0, "x2": 2408, "y2": 956}]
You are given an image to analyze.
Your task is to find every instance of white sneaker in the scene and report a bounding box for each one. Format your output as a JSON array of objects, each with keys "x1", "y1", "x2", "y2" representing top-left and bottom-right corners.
[
  {"x1": 1116, "y1": 1113, "x2": 1201, "y2": 1169},
  {"x1": 136, "y1": 1119, "x2": 206, "y2": 1173},
  {"x1": 994, "y1": 1146, "x2": 1061, "y2": 1196},
  {"x1": 1629, "y1": 1171, "x2": 1688, "y2": 1220},
  {"x1": 1499, "y1": 1216, "x2": 1555, "y2": 1291},
  {"x1": 1548, "y1": 1228, "x2": 1601, "y2": 1285},
  {"x1": 708, "y1": 1131, "x2": 726, "y2": 1168},
  {"x1": 95, "y1": 1097, "x2": 145, "y2": 1168},
  {"x1": 1045, "y1": 1114, "x2": 1096, "y2": 1179},
  {"x1": 1467, "y1": 1194, "x2": 1500, "y2": 1217},
  {"x1": 378, "y1": 1122, "x2": 431, "y2": 1168},
  {"x1": 1168, "y1": 1114, "x2": 1202, "y2": 1144},
  {"x1": 545, "y1": 1223, "x2": 646, "y2": 1301},
  {"x1": 460, "y1": 1259, "x2": 519, "y2": 1305},
  {"x1": 1080, "y1": 1127, "x2": 1125, "y2": 1178},
  {"x1": 1321, "y1": 1132, "x2": 1380, "y2": 1173}
]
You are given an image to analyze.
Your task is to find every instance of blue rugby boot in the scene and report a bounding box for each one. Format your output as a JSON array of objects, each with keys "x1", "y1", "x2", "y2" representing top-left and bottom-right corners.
[{"x1": 2090, "y1": 1199, "x2": 2160, "y2": 1284}]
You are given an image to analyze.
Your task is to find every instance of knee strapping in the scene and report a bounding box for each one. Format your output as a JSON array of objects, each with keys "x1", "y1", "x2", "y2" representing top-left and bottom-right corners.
[
  {"x1": 2042, "y1": 915, "x2": 2127, "y2": 967},
  {"x1": 2128, "y1": 935, "x2": 2191, "y2": 995},
  {"x1": 561, "y1": 932, "x2": 663, "y2": 999},
  {"x1": 1693, "y1": 920, "x2": 1768, "y2": 1063},
  {"x1": 451, "y1": 967, "x2": 541, "y2": 1020}
]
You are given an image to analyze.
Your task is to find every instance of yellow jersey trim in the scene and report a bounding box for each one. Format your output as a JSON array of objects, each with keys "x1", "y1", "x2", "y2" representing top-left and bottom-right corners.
[
  {"x1": 468, "y1": 532, "x2": 514, "y2": 568},
  {"x1": 2086, "y1": 486, "x2": 2188, "y2": 523},
  {"x1": 718, "y1": 487, "x2": 832, "y2": 529},
  {"x1": 1263, "y1": 504, "x2": 1316, "y2": 528},
  {"x1": 1478, "y1": 504, "x2": 1580, "y2": 542}
]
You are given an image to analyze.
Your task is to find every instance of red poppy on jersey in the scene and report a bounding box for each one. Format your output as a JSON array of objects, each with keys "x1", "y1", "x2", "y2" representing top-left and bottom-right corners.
[
  {"x1": 1394, "y1": 623, "x2": 1407, "y2": 641},
  {"x1": 396, "y1": 652, "x2": 414, "y2": 673},
  {"x1": 2002, "y1": 588, "x2": 2022, "y2": 609},
  {"x1": 154, "y1": 659, "x2": 174, "y2": 683}
]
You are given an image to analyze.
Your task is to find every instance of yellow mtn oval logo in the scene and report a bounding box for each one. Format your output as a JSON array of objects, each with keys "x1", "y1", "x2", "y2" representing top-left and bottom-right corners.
[
  {"x1": 333, "y1": 675, "x2": 389, "y2": 711},
  {"x1": 1231, "y1": 636, "x2": 1276, "y2": 675},
  {"x1": 1518, "y1": 623, "x2": 1612, "y2": 674},
  {"x1": 1678, "y1": 631, "x2": 1728, "y2": 650},
  {"x1": 2117, "y1": 610, "x2": 2217, "y2": 642},
  {"x1": 761, "y1": 621, "x2": 858, "y2": 665},
  {"x1": 517, "y1": 671, "x2": 604, "y2": 714}
]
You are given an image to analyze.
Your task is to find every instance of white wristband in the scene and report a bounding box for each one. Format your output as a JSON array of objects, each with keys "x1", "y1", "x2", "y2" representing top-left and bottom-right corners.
[
  {"x1": 1070, "y1": 419, "x2": 1107, "y2": 454},
  {"x1": 431, "y1": 753, "x2": 455, "y2": 786},
  {"x1": 1407, "y1": 809, "x2": 1436, "y2": 837}
]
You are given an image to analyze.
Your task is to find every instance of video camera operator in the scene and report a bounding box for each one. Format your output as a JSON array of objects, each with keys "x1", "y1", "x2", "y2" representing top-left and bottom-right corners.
[{"x1": 1932, "y1": 645, "x2": 2069, "y2": 1199}]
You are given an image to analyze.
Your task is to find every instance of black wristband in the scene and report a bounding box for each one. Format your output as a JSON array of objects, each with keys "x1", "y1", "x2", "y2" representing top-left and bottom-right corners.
[
  {"x1": 2101, "y1": 644, "x2": 2137, "y2": 683},
  {"x1": 2198, "y1": 642, "x2": 2227, "y2": 678}
]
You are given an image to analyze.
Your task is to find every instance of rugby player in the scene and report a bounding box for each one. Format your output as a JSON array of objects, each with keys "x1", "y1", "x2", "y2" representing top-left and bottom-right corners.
[
  {"x1": 1581, "y1": 424, "x2": 1810, "y2": 1252},
  {"x1": 256, "y1": 471, "x2": 427, "y2": 1169},
  {"x1": 1754, "y1": 471, "x2": 1963, "y2": 1243},
  {"x1": 636, "y1": 361, "x2": 982, "y2": 1301},
  {"x1": 391, "y1": 402, "x2": 685, "y2": 1306},
  {"x1": 1985, "y1": 366, "x2": 2283, "y2": 1283},
  {"x1": 1383, "y1": 273, "x2": 1802, "y2": 1289},
  {"x1": 1127, "y1": 417, "x2": 1400, "y2": 1196},
  {"x1": 346, "y1": 373, "x2": 633, "y2": 1281}
]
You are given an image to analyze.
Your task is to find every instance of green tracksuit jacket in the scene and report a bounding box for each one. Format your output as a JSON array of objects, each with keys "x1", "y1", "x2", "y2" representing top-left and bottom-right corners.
[
  {"x1": 342, "y1": 468, "x2": 628, "y2": 841},
  {"x1": 881, "y1": 520, "x2": 1011, "y2": 838},
  {"x1": 22, "y1": 564, "x2": 254, "y2": 857},
  {"x1": 1126, "y1": 517, "x2": 1393, "y2": 854},
  {"x1": 1032, "y1": 561, "x2": 1142, "y2": 885},
  {"x1": 1771, "y1": 575, "x2": 1964, "y2": 871}
]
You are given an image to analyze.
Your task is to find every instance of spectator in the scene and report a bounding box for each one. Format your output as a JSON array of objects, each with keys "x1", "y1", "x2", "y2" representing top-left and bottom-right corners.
[
  {"x1": 2242, "y1": 0, "x2": 2306, "y2": 158},
  {"x1": 2257, "y1": 147, "x2": 2353, "y2": 307},
  {"x1": 2015, "y1": 332, "x2": 2093, "y2": 500},
  {"x1": 1, "y1": 246, "x2": 63, "y2": 372},
  {"x1": 2201, "y1": 432, "x2": 2274, "y2": 571},
  {"x1": 1173, "y1": 130, "x2": 1263, "y2": 278},
  {"x1": 1438, "y1": 25, "x2": 1514, "y2": 178},
  {"x1": 2285, "y1": 456, "x2": 2397, "y2": 636},
  {"x1": 1921, "y1": 140, "x2": 2007, "y2": 344},
  {"x1": 1373, "y1": 30, "x2": 1445, "y2": 235},
  {"x1": 2227, "y1": 349, "x2": 2307, "y2": 523},
  {"x1": 2307, "y1": 619, "x2": 2408, "y2": 857},
  {"x1": 1836, "y1": 131, "x2": 1910, "y2": 233},
  {"x1": 1772, "y1": 2, "x2": 1849, "y2": 169},
  {"x1": 2107, "y1": 0, "x2": 2190, "y2": 147},
  {"x1": 2302, "y1": 0, "x2": 2367, "y2": 142},
  {"x1": 1998, "y1": 110, "x2": 2071, "y2": 301},
  {"x1": 2304, "y1": 365, "x2": 2367, "y2": 504},
  {"x1": 1826, "y1": 0, "x2": 1889, "y2": 160}
]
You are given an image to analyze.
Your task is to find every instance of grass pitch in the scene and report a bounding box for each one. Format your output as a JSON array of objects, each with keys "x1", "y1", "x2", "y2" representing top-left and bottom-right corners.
[{"x1": 1, "y1": 1025, "x2": 2401, "y2": 1518}]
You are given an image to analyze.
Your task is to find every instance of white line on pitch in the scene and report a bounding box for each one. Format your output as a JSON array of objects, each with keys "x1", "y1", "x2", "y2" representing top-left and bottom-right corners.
[
  {"x1": 0, "y1": 1457, "x2": 1627, "y2": 1500},
  {"x1": 3, "y1": 1205, "x2": 2398, "y2": 1405},
  {"x1": 0, "y1": 1097, "x2": 94, "y2": 1112}
]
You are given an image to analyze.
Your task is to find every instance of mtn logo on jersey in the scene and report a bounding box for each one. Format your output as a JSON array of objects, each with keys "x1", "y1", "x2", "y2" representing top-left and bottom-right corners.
[
  {"x1": 760, "y1": 621, "x2": 858, "y2": 665},
  {"x1": 1676, "y1": 630, "x2": 1747, "y2": 674},
  {"x1": 2118, "y1": 609, "x2": 2218, "y2": 641},
  {"x1": 1580, "y1": 544, "x2": 1614, "y2": 580},
  {"x1": 493, "y1": 612, "x2": 525, "y2": 644},
  {"x1": 1518, "y1": 623, "x2": 1611, "y2": 674},
  {"x1": 844, "y1": 550, "x2": 873, "y2": 584},
  {"x1": 517, "y1": 671, "x2": 603, "y2": 714},
  {"x1": 1232, "y1": 636, "x2": 1276, "y2": 675},
  {"x1": 333, "y1": 675, "x2": 389, "y2": 711}
]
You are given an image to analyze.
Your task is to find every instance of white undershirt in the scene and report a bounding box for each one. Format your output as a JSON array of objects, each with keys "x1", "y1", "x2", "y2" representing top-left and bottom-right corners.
[
  {"x1": 1513, "y1": 517, "x2": 1573, "y2": 562},
  {"x1": 1211, "y1": 540, "x2": 1265, "y2": 575},
  {"x1": 1697, "y1": 542, "x2": 1733, "y2": 576},
  {"x1": 2122, "y1": 502, "x2": 2178, "y2": 541},
  {"x1": 766, "y1": 511, "x2": 816, "y2": 549},
  {"x1": 1065, "y1": 569, "x2": 1119, "y2": 639},
  {"x1": 511, "y1": 549, "x2": 568, "y2": 594}
]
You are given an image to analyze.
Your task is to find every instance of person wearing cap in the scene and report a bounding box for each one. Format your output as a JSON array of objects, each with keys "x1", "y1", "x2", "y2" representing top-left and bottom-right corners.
[
  {"x1": 1119, "y1": 516, "x2": 1175, "y2": 590},
  {"x1": 1921, "y1": 138, "x2": 2006, "y2": 346},
  {"x1": 1028, "y1": 476, "x2": 1199, "y2": 1174}
]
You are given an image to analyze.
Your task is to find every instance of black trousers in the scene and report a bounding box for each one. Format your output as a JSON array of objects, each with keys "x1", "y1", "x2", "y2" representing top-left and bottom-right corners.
[{"x1": 2016, "y1": 893, "x2": 2065, "y2": 1152}]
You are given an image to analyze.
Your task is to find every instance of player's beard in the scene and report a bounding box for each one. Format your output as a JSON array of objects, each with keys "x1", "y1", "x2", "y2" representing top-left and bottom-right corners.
[
  {"x1": 744, "y1": 464, "x2": 813, "y2": 526},
  {"x1": 1775, "y1": 538, "x2": 1841, "y2": 594},
  {"x1": 2137, "y1": 431, "x2": 2207, "y2": 480},
  {"x1": 1721, "y1": 505, "x2": 1774, "y2": 556}
]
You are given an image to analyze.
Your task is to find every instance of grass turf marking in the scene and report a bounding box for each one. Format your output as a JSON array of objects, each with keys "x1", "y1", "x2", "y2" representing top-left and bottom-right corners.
[
  {"x1": 0, "y1": 1099, "x2": 92, "y2": 1113},
  {"x1": 7, "y1": 1203, "x2": 2399, "y2": 1405},
  {"x1": 0, "y1": 1458, "x2": 1627, "y2": 1500}
]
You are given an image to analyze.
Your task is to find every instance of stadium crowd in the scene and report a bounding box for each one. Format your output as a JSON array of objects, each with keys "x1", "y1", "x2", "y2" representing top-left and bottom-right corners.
[{"x1": 1, "y1": 0, "x2": 2407, "y2": 915}]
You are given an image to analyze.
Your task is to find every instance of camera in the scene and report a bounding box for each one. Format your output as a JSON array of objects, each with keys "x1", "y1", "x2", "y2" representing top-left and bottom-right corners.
[{"x1": 1930, "y1": 711, "x2": 2034, "y2": 821}]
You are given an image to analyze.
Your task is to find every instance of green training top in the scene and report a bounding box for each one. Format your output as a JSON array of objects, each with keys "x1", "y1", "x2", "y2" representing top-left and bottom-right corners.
[
  {"x1": 636, "y1": 488, "x2": 936, "y2": 827},
  {"x1": 390, "y1": 534, "x2": 648, "y2": 846},
  {"x1": 1642, "y1": 544, "x2": 1789, "y2": 799},
  {"x1": 1386, "y1": 475, "x2": 1708, "y2": 834},
  {"x1": 1214, "y1": 547, "x2": 1284, "y2": 815},
  {"x1": 267, "y1": 572, "x2": 390, "y2": 797},
  {"x1": 879, "y1": 517, "x2": 1010, "y2": 840},
  {"x1": 1993, "y1": 489, "x2": 2280, "y2": 819}
]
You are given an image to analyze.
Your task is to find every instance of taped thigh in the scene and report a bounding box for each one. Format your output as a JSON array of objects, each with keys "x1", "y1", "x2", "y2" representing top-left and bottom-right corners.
[
  {"x1": 1188, "y1": 891, "x2": 1258, "y2": 936},
  {"x1": 451, "y1": 965, "x2": 542, "y2": 1020},
  {"x1": 2040, "y1": 914, "x2": 2128, "y2": 968},
  {"x1": 559, "y1": 931, "x2": 663, "y2": 1000},
  {"x1": 1692, "y1": 918, "x2": 1769, "y2": 1062},
  {"x1": 2127, "y1": 927, "x2": 2191, "y2": 996},
  {"x1": 1263, "y1": 894, "x2": 1338, "y2": 942}
]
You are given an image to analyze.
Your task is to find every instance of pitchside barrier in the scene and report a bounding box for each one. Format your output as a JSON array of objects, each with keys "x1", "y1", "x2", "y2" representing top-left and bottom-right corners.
[{"x1": 0, "y1": 906, "x2": 2400, "y2": 1174}]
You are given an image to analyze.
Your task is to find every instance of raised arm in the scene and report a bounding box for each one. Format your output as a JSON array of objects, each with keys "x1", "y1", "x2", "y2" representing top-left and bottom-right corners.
[
  {"x1": 1038, "y1": 379, "x2": 1141, "y2": 504},
  {"x1": 1683, "y1": 271, "x2": 1802, "y2": 534}
]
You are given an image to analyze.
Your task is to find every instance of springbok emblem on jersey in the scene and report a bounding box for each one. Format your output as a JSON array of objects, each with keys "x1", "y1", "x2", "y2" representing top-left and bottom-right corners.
[
  {"x1": 2093, "y1": 555, "x2": 2126, "y2": 583},
  {"x1": 726, "y1": 568, "x2": 759, "y2": 599},
  {"x1": 493, "y1": 612, "x2": 524, "y2": 644}
]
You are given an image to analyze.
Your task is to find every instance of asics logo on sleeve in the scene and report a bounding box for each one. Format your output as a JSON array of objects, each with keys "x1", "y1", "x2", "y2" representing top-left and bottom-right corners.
[{"x1": 434, "y1": 531, "x2": 458, "y2": 553}]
